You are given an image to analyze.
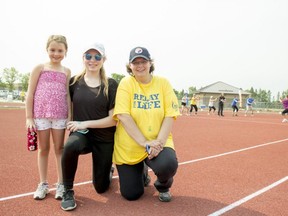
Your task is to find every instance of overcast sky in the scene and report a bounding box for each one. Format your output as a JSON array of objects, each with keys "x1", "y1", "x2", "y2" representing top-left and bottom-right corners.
[{"x1": 1, "y1": 0, "x2": 287, "y2": 98}]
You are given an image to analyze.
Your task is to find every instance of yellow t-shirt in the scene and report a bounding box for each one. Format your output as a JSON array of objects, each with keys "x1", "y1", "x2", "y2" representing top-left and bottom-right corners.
[
  {"x1": 190, "y1": 97, "x2": 197, "y2": 105},
  {"x1": 113, "y1": 75, "x2": 180, "y2": 165}
]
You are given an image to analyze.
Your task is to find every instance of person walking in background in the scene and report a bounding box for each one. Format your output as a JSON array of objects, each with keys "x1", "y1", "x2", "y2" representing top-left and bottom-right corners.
[
  {"x1": 113, "y1": 46, "x2": 179, "y2": 202},
  {"x1": 60, "y1": 43, "x2": 118, "y2": 211},
  {"x1": 279, "y1": 95, "x2": 288, "y2": 122},
  {"x1": 180, "y1": 93, "x2": 189, "y2": 115},
  {"x1": 208, "y1": 96, "x2": 217, "y2": 115},
  {"x1": 20, "y1": 90, "x2": 26, "y2": 102},
  {"x1": 231, "y1": 96, "x2": 239, "y2": 116},
  {"x1": 218, "y1": 93, "x2": 226, "y2": 116},
  {"x1": 189, "y1": 94, "x2": 200, "y2": 115},
  {"x1": 245, "y1": 96, "x2": 256, "y2": 116},
  {"x1": 25, "y1": 35, "x2": 71, "y2": 200}
]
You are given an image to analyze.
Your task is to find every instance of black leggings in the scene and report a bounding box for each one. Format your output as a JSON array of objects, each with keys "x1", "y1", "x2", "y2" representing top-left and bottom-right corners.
[
  {"x1": 282, "y1": 109, "x2": 288, "y2": 115},
  {"x1": 218, "y1": 102, "x2": 224, "y2": 115},
  {"x1": 232, "y1": 105, "x2": 239, "y2": 112},
  {"x1": 62, "y1": 132, "x2": 114, "y2": 193},
  {"x1": 209, "y1": 106, "x2": 216, "y2": 112},
  {"x1": 190, "y1": 105, "x2": 198, "y2": 113},
  {"x1": 116, "y1": 147, "x2": 178, "y2": 201}
]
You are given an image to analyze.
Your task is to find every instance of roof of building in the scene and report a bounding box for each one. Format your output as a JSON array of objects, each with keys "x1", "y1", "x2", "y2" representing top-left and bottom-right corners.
[{"x1": 197, "y1": 81, "x2": 250, "y2": 95}]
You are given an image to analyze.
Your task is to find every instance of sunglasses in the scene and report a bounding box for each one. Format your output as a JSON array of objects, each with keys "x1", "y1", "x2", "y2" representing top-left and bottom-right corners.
[
  {"x1": 84, "y1": 53, "x2": 102, "y2": 61},
  {"x1": 131, "y1": 60, "x2": 149, "y2": 66}
]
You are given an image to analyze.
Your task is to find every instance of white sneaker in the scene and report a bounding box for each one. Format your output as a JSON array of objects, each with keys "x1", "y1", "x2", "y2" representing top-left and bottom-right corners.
[
  {"x1": 55, "y1": 183, "x2": 64, "y2": 200},
  {"x1": 33, "y1": 182, "x2": 49, "y2": 200},
  {"x1": 282, "y1": 119, "x2": 288, "y2": 123}
]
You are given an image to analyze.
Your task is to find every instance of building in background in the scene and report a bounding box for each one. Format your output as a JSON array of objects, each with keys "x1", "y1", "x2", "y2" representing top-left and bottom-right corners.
[{"x1": 195, "y1": 81, "x2": 250, "y2": 109}]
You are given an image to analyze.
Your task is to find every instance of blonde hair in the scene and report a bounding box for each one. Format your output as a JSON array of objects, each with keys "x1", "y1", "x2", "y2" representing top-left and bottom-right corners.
[
  {"x1": 46, "y1": 35, "x2": 68, "y2": 51},
  {"x1": 70, "y1": 65, "x2": 109, "y2": 98}
]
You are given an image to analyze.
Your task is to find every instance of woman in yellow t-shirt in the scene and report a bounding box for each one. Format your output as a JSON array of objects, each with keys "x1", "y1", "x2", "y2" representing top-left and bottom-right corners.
[
  {"x1": 113, "y1": 47, "x2": 179, "y2": 202},
  {"x1": 189, "y1": 94, "x2": 200, "y2": 115}
]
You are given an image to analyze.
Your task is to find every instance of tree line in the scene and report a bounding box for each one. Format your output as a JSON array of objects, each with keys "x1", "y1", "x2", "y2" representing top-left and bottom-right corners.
[{"x1": 1, "y1": 67, "x2": 288, "y2": 103}]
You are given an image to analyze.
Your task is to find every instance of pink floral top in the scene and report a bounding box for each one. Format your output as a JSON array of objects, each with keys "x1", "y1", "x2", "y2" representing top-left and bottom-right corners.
[{"x1": 33, "y1": 70, "x2": 68, "y2": 119}]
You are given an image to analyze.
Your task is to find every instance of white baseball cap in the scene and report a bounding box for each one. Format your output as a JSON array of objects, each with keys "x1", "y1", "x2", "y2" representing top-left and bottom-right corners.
[{"x1": 83, "y1": 43, "x2": 105, "y2": 56}]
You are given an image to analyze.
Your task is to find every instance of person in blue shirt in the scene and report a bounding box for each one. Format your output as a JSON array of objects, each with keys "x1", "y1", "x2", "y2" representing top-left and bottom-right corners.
[
  {"x1": 245, "y1": 96, "x2": 255, "y2": 116},
  {"x1": 231, "y1": 97, "x2": 239, "y2": 116}
]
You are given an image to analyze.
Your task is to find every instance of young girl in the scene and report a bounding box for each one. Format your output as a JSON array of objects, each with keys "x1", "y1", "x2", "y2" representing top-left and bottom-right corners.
[{"x1": 25, "y1": 35, "x2": 71, "y2": 200}]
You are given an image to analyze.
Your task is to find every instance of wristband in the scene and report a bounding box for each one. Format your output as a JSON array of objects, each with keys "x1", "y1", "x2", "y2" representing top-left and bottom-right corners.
[
  {"x1": 77, "y1": 129, "x2": 89, "y2": 134},
  {"x1": 146, "y1": 144, "x2": 151, "y2": 154}
]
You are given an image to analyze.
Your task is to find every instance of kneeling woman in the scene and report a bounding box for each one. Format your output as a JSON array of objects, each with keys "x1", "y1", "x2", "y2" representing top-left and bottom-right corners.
[{"x1": 113, "y1": 46, "x2": 179, "y2": 202}]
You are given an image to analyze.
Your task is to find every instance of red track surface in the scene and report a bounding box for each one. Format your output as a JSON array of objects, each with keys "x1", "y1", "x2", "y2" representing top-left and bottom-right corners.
[{"x1": 1, "y1": 104, "x2": 288, "y2": 216}]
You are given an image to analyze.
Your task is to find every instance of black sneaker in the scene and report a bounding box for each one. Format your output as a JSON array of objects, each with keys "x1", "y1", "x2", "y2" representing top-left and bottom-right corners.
[
  {"x1": 159, "y1": 191, "x2": 172, "y2": 202},
  {"x1": 61, "y1": 189, "x2": 77, "y2": 211}
]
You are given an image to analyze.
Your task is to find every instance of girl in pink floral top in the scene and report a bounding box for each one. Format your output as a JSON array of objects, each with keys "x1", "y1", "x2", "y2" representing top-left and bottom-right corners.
[{"x1": 25, "y1": 35, "x2": 71, "y2": 201}]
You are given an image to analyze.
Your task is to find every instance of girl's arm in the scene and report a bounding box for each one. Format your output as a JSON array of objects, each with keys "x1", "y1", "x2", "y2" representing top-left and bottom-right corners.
[
  {"x1": 65, "y1": 68, "x2": 72, "y2": 121},
  {"x1": 66, "y1": 109, "x2": 117, "y2": 132},
  {"x1": 25, "y1": 64, "x2": 42, "y2": 129}
]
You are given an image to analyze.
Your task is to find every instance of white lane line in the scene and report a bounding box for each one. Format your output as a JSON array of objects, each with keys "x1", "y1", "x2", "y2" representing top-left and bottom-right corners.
[
  {"x1": 179, "y1": 138, "x2": 288, "y2": 165},
  {"x1": 0, "y1": 178, "x2": 118, "y2": 202},
  {"x1": 1, "y1": 138, "x2": 287, "y2": 202},
  {"x1": 196, "y1": 115, "x2": 284, "y2": 126},
  {"x1": 208, "y1": 176, "x2": 288, "y2": 216}
]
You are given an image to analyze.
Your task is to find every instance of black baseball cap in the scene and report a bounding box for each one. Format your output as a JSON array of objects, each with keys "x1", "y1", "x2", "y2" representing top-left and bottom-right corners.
[{"x1": 129, "y1": 47, "x2": 151, "y2": 63}]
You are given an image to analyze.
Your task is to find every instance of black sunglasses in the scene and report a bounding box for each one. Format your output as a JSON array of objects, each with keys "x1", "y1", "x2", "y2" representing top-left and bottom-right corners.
[{"x1": 84, "y1": 53, "x2": 102, "y2": 61}]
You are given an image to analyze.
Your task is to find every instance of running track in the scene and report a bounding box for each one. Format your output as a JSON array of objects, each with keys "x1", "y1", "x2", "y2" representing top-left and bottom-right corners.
[{"x1": 0, "y1": 104, "x2": 287, "y2": 216}]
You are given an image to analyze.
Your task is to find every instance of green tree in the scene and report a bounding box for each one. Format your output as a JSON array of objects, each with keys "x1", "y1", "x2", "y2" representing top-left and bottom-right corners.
[
  {"x1": 176, "y1": 86, "x2": 197, "y2": 99},
  {"x1": 2, "y1": 67, "x2": 20, "y2": 91},
  {"x1": 173, "y1": 89, "x2": 179, "y2": 98},
  {"x1": 248, "y1": 88, "x2": 271, "y2": 102},
  {"x1": 178, "y1": 89, "x2": 186, "y2": 99},
  {"x1": 188, "y1": 86, "x2": 197, "y2": 95},
  {"x1": 0, "y1": 76, "x2": 6, "y2": 89},
  {"x1": 247, "y1": 87, "x2": 257, "y2": 98},
  {"x1": 281, "y1": 90, "x2": 288, "y2": 98},
  {"x1": 257, "y1": 89, "x2": 269, "y2": 102},
  {"x1": 267, "y1": 90, "x2": 272, "y2": 103},
  {"x1": 111, "y1": 73, "x2": 125, "y2": 84},
  {"x1": 20, "y1": 72, "x2": 30, "y2": 91}
]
